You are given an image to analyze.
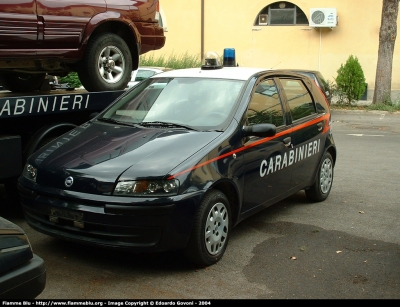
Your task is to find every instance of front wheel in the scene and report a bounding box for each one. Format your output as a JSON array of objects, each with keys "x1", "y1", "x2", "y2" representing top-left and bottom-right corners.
[
  {"x1": 183, "y1": 190, "x2": 231, "y2": 267},
  {"x1": 78, "y1": 33, "x2": 132, "y2": 92},
  {"x1": 305, "y1": 151, "x2": 334, "y2": 202}
]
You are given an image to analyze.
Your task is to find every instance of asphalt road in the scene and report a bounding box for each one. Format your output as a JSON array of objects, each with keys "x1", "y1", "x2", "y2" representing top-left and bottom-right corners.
[{"x1": 1, "y1": 109, "x2": 400, "y2": 299}]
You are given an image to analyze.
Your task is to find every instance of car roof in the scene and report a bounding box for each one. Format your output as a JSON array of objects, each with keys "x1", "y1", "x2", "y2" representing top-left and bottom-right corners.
[
  {"x1": 286, "y1": 69, "x2": 326, "y2": 80},
  {"x1": 152, "y1": 67, "x2": 272, "y2": 81}
]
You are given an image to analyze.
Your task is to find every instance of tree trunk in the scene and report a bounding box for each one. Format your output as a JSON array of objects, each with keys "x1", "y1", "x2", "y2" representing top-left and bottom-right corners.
[{"x1": 373, "y1": 0, "x2": 399, "y2": 104}]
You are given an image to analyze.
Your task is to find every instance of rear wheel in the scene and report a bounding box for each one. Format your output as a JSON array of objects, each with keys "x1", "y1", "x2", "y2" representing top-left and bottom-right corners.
[
  {"x1": 183, "y1": 190, "x2": 231, "y2": 267},
  {"x1": 0, "y1": 73, "x2": 46, "y2": 92},
  {"x1": 305, "y1": 151, "x2": 334, "y2": 202},
  {"x1": 78, "y1": 33, "x2": 132, "y2": 92}
]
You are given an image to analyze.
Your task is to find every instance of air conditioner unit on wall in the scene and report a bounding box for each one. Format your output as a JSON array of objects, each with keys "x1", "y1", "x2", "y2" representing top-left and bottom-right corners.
[{"x1": 309, "y1": 8, "x2": 337, "y2": 28}]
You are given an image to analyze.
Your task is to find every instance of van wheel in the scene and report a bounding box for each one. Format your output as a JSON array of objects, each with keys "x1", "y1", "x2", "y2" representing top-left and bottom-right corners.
[
  {"x1": 183, "y1": 190, "x2": 231, "y2": 267},
  {"x1": 0, "y1": 73, "x2": 46, "y2": 92},
  {"x1": 305, "y1": 151, "x2": 334, "y2": 202},
  {"x1": 78, "y1": 33, "x2": 132, "y2": 92}
]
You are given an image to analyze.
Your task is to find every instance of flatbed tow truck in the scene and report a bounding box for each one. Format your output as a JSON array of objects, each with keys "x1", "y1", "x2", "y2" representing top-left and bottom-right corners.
[{"x1": 0, "y1": 83, "x2": 125, "y2": 202}]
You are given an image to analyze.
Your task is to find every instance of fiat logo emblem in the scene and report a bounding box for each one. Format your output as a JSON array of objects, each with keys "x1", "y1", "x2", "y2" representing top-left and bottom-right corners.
[{"x1": 65, "y1": 176, "x2": 74, "y2": 188}]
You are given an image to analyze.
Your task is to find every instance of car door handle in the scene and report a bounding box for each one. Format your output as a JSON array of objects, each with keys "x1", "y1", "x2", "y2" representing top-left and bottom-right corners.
[
  {"x1": 283, "y1": 137, "x2": 291, "y2": 147},
  {"x1": 317, "y1": 122, "x2": 323, "y2": 131}
]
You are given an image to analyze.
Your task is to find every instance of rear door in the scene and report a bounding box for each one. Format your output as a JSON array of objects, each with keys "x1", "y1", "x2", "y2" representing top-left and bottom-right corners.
[
  {"x1": 278, "y1": 77, "x2": 327, "y2": 188},
  {"x1": 0, "y1": 0, "x2": 38, "y2": 55}
]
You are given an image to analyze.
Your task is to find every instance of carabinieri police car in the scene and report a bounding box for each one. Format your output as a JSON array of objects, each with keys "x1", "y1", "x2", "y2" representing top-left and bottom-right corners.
[{"x1": 18, "y1": 49, "x2": 337, "y2": 267}]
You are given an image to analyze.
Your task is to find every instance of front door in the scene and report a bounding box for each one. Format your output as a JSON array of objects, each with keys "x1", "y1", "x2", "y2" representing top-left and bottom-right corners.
[{"x1": 241, "y1": 78, "x2": 293, "y2": 214}]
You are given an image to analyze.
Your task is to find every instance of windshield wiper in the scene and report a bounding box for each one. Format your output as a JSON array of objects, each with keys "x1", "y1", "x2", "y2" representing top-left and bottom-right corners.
[
  {"x1": 97, "y1": 117, "x2": 140, "y2": 128},
  {"x1": 140, "y1": 121, "x2": 197, "y2": 131}
]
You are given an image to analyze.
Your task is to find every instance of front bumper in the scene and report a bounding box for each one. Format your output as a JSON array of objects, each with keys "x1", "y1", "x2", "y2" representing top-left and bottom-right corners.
[
  {"x1": 0, "y1": 254, "x2": 46, "y2": 299},
  {"x1": 18, "y1": 180, "x2": 203, "y2": 253}
]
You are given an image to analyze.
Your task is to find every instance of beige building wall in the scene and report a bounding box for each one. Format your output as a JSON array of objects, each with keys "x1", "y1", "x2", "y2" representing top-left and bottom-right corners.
[{"x1": 151, "y1": 0, "x2": 400, "y2": 100}]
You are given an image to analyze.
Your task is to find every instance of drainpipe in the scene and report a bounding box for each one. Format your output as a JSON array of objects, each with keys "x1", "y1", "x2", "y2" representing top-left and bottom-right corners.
[{"x1": 201, "y1": 0, "x2": 204, "y2": 60}]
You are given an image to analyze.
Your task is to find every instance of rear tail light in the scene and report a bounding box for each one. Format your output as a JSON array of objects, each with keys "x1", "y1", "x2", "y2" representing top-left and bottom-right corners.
[{"x1": 155, "y1": 1, "x2": 160, "y2": 21}]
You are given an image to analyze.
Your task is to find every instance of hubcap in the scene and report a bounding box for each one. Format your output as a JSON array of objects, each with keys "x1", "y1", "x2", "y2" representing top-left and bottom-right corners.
[
  {"x1": 204, "y1": 202, "x2": 229, "y2": 255},
  {"x1": 98, "y1": 45, "x2": 125, "y2": 84},
  {"x1": 320, "y1": 157, "x2": 333, "y2": 194}
]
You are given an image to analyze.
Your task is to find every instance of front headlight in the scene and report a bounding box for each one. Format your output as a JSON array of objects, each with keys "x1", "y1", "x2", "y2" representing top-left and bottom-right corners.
[
  {"x1": 22, "y1": 163, "x2": 37, "y2": 182},
  {"x1": 113, "y1": 179, "x2": 179, "y2": 197}
]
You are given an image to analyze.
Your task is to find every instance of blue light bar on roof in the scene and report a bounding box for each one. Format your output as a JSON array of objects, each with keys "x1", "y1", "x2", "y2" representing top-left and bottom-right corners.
[{"x1": 223, "y1": 48, "x2": 236, "y2": 67}]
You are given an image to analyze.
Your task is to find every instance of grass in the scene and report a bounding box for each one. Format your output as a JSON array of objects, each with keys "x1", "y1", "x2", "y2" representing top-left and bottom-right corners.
[
  {"x1": 365, "y1": 102, "x2": 400, "y2": 112},
  {"x1": 331, "y1": 101, "x2": 400, "y2": 113},
  {"x1": 59, "y1": 51, "x2": 203, "y2": 87},
  {"x1": 139, "y1": 51, "x2": 202, "y2": 69}
]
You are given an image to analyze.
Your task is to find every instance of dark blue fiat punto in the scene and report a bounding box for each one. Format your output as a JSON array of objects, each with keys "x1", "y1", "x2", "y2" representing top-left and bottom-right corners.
[{"x1": 18, "y1": 50, "x2": 336, "y2": 267}]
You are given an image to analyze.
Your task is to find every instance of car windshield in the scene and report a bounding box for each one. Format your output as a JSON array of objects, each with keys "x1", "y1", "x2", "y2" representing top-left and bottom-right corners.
[{"x1": 100, "y1": 77, "x2": 244, "y2": 130}]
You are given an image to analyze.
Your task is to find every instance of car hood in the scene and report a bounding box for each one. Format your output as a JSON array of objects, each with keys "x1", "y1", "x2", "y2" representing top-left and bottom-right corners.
[{"x1": 28, "y1": 121, "x2": 221, "y2": 194}]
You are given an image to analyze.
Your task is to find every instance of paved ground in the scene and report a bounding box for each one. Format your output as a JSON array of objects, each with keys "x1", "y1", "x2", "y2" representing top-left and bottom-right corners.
[{"x1": 1, "y1": 109, "x2": 400, "y2": 299}]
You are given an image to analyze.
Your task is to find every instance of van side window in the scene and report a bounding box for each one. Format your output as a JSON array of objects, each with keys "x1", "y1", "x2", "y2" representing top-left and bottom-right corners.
[
  {"x1": 247, "y1": 79, "x2": 284, "y2": 127},
  {"x1": 281, "y1": 79, "x2": 316, "y2": 121}
]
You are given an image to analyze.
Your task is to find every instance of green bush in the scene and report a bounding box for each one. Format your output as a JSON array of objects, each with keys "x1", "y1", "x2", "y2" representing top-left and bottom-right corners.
[
  {"x1": 335, "y1": 55, "x2": 366, "y2": 105},
  {"x1": 59, "y1": 72, "x2": 82, "y2": 88}
]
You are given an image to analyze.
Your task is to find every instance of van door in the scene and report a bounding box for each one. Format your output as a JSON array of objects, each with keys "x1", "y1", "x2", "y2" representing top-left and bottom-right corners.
[
  {"x1": 36, "y1": 0, "x2": 106, "y2": 49},
  {"x1": 0, "y1": 0, "x2": 38, "y2": 55}
]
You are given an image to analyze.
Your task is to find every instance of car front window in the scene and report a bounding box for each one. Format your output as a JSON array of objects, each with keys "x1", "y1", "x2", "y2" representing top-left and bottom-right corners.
[{"x1": 101, "y1": 77, "x2": 244, "y2": 129}]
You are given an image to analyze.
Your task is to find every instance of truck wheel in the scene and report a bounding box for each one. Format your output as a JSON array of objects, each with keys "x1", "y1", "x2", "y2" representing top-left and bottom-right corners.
[
  {"x1": 78, "y1": 33, "x2": 132, "y2": 92},
  {"x1": 183, "y1": 190, "x2": 231, "y2": 267},
  {"x1": 305, "y1": 151, "x2": 334, "y2": 202},
  {"x1": 0, "y1": 73, "x2": 46, "y2": 92}
]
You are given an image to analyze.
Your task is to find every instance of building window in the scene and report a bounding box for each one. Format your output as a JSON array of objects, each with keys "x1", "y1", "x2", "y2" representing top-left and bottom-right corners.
[{"x1": 255, "y1": 1, "x2": 308, "y2": 26}]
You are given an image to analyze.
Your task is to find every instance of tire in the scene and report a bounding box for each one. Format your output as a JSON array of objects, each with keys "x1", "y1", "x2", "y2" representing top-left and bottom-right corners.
[
  {"x1": 183, "y1": 190, "x2": 231, "y2": 267},
  {"x1": 0, "y1": 73, "x2": 46, "y2": 92},
  {"x1": 78, "y1": 33, "x2": 132, "y2": 92},
  {"x1": 305, "y1": 151, "x2": 334, "y2": 202}
]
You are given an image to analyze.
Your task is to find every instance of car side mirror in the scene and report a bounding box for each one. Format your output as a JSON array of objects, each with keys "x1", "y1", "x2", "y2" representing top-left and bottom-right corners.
[{"x1": 242, "y1": 123, "x2": 276, "y2": 137}]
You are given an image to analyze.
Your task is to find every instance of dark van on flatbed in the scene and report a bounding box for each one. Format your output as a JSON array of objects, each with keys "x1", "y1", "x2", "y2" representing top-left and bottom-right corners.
[{"x1": 0, "y1": 0, "x2": 165, "y2": 93}]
